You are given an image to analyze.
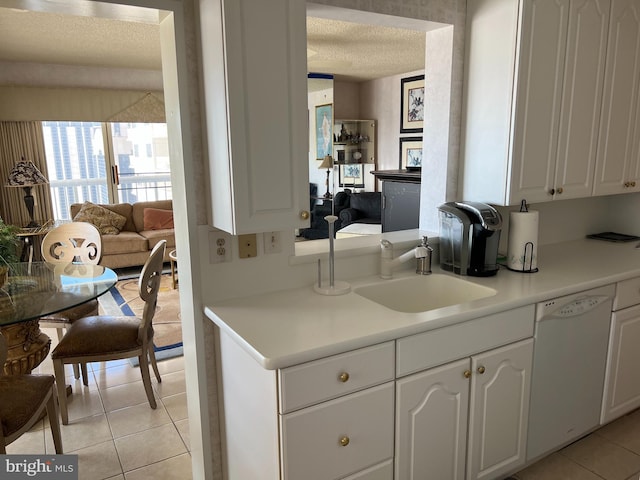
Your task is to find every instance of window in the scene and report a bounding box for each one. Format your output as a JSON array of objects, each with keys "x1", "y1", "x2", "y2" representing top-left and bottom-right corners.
[{"x1": 43, "y1": 121, "x2": 172, "y2": 221}]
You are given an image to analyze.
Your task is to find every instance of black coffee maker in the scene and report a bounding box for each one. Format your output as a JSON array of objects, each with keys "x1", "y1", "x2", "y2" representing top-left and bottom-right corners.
[{"x1": 438, "y1": 201, "x2": 503, "y2": 276}]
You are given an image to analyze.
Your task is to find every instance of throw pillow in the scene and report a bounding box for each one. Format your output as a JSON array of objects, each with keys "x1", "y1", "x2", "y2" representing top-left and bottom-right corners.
[
  {"x1": 143, "y1": 208, "x2": 174, "y2": 230},
  {"x1": 73, "y1": 202, "x2": 127, "y2": 235}
]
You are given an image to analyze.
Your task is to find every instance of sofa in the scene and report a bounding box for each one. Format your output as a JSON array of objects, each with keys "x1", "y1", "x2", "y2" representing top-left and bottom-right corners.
[
  {"x1": 300, "y1": 190, "x2": 381, "y2": 239},
  {"x1": 70, "y1": 200, "x2": 175, "y2": 269},
  {"x1": 339, "y1": 192, "x2": 382, "y2": 228}
]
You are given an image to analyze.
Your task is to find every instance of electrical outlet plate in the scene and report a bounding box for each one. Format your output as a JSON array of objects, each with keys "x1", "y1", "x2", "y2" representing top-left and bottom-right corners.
[
  {"x1": 238, "y1": 234, "x2": 258, "y2": 258},
  {"x1": 263, "y1": 231, "x2": 282, "y2": 254},
  {"x1": 209, "y1": 230, "x2": 232, "y2": 263}
]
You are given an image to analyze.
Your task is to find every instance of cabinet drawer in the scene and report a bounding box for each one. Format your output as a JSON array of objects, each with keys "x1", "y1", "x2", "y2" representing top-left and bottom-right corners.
[
  {"x1": 280, "y1": 382, "x2": 394, "y2": 480},
  {"x1": 614, "y1": 277, "x2": 640, "y2": 311},
  {"x1": 396, "y1": 305, "x2": 534, "y2": 377},
  {"x1": 278, "y1": 341, "x2": 394, "y2": 413}
]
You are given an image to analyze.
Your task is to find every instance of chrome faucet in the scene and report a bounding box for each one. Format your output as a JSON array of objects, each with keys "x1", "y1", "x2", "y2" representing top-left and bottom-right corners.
[{"x1": 380, "y1": 236, "x2": 432, "y2": 279}]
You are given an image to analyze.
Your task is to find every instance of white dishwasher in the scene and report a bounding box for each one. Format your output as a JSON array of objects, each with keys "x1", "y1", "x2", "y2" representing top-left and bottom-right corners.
[{"x1": 526, "y1": 284, "x2": 615, "y2": 462}]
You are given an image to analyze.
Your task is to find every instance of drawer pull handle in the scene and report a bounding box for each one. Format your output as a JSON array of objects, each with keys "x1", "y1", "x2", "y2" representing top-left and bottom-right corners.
[
  {"x1": 339, "y1": 436, "x2": 350, "y2": 447},
  {"x1": 477, "y1": 366, "x2": 486, "y2": 374},
  {"x1": 338, "y1": 372, "x2": 350, "y2": 383},
  {"x1": 463, "y1": 370, "x2": 472, "y2": 379}
]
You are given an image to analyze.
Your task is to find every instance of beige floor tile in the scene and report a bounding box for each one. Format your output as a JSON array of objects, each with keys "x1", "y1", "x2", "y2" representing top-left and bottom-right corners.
[
  {"x1": 175, "y1": 419, "x2": 190, "y2": 451},
  {"x1": 66, "y1": 386, "x2": 105, "y2": 422},
  {"x1": 599, "y1": 412, "x2": 640, "y2": 455},
  {"x1": 124, "y1": 453, "x2": 192, "y2": 480},
  {"x1": 561, "y1": 433, "x2": 640, "y2": 480},
  {"x1": 105, "y1": 476, "x2": 125, "y2": 480},
  {"x1": 155, "y1": 356, "x2": 185, "y2": 375},
  {"x1": 100, "y1": 380, "x2": 157, "y2": 412},
  {"x1": 45, "y1": 413, "x2": 112, "y2": 453},
  {"x1": 107, "y1": 402, "x2": 172, "y2": 438},
  {"x1": 90, "y1": 359, "x2": 132, "y2": 371},
  {"x1": 162, "y1": 392, "x2": 189, "y2": 422},
  {"x1": 93, "y1": 363, "x2": 147, "y2": 390},
  {"x1": 514, "y1": 452, "x2": 602, "y2": 479},
  {"x1": 115, "y1": 423, "x2": 187, "y2": 472},
  {"x1": 72, "y1": 440, "x2": 123, "y2": 480},
  {"x1": 5, "y1": 428, "x2": 46, "y2": 454},
  {"x1": 153, "y1": 370, "x2": 186, "y2": 398}
]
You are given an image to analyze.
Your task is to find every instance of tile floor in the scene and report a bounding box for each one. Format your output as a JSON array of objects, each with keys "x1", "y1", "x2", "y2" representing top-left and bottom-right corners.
[
  {"x1": 7, "y1": 327, "x2": 191, "y2": 480},
  {"x1": 513, "y1": 409, "x2": 640, "y2": 480}
]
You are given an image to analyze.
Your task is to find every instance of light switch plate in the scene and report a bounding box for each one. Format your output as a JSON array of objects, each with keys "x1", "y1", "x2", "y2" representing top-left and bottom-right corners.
[{"x1": 238, "y1": 234, "x2": 258, "y2": 258}]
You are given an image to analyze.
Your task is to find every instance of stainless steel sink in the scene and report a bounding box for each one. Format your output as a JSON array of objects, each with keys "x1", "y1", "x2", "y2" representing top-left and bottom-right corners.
[{"x1": 353, "y1": 274, "x2": 497, "y2": 313}]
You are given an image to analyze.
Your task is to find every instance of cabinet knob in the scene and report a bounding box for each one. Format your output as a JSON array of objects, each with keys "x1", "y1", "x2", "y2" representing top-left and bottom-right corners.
[
  {"x1": 339, "y1": 436, "x2": 350, "y2": 447},
  {"x1": 463, "y1": 370, "x2": 472, "y2": 379},
  {"x1": 549, "y1": 188, "x2": 555, "y2": 195},
  {"x1": 477, "y1": 366, "x2": 486, "y2": 374},
  {"x1": 556, "y1": 187, "x2": 563, "y2": 194},
  {"x1": 300, "y1": 210, "x2": 310, "y2": 220},
  {"x1": 633, "y1": 181, "x2": 637, "y2": 187},
  {"x1": 625, "y1": 182, "x2": 631, "y2": 187},
  {"x1": 338, "y1": 372, "x2": 350, "y2": 383}
]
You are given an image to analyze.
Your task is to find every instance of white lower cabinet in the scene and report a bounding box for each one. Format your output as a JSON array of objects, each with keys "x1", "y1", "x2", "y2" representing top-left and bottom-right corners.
[
  {"x1": 601, "y1": 303, "x2": 640, "y2": 423},
  {"x1": 396, "y1": 339, "x2": 534, "y2": 480},
  {"x1": 281, "y1": 382, "x2": 394, "y2": 480}
]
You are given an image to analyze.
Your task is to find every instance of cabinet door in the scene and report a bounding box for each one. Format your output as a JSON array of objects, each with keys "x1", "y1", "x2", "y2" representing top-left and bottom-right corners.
[
  {"x1": 593, "y1": 0, "x2": 640, "y2": 195},
  {"x1": 467, "y1": 339, "x2": 533, "y2": 480},
  {"x1": 602, "y1": 305, "x2": 640, "y2": 423},
  {"x1": 554, "y1": 0, "x2": 610, "y2": 200},
  {"x1": 199, "y1": 0, "x2": 309, "y2": 234},
  {"x1": 381, "y1": 181, "x2": 420, "y2": 233},
  {"x1": 509, "y1": 0, "x2": 569, "y2": 204},
  {"x1": 395, "y1": 358, "x2": 469, "y2": 480}
]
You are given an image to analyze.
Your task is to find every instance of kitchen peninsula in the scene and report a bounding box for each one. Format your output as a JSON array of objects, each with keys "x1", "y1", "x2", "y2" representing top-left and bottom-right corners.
[{"x1": 206, "y1": 238, "x2": 640, "y2": 479}]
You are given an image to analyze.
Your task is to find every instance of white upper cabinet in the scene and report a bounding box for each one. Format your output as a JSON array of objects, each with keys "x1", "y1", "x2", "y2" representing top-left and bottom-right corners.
[
  {"x1": 199, "y1": 0, "x2": 310, "y2": 234},
  {"x1": 461, "y1": 0, "x2": 611, "y2": 205},
  {"x1": 593, "y1": 0, "x2": 640, "y2": 196}
]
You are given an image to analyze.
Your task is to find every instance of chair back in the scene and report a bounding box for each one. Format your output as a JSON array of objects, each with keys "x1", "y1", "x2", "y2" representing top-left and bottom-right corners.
[
  {"x1": 42, "y1": 222, "x2": 102, "y2": 264},
  {"x1": 138, "y1": 240, "x2": 166, "y2": 334}
]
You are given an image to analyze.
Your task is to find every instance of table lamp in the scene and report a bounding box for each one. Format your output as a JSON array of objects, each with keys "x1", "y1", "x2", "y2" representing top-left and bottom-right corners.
[
  {"x1": 319, "y1": 154, "x2": 333, "y2": 198},
  {"x1": 6, "y1": 159, "x2": 49, "y2": 228}
]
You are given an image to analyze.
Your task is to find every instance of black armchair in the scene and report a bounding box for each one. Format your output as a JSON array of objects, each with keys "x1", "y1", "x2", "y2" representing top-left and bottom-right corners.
[
  {"x1": 339, "y1": 192, "x2": 382, "y2": 228},
  {"x1": 300, "y1": 191, "x2": 351, "y2": 239}
]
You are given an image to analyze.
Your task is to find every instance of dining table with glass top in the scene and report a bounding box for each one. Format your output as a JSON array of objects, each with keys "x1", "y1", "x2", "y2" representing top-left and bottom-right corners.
[{"x1": 0, "y1": 261, "x2": 118, "y2": 375}]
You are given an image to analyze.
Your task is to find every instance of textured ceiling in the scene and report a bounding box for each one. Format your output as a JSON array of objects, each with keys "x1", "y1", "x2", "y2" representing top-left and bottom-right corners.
[{"x1": 0, "y1": 7, "x2": 425, "y2": 81}]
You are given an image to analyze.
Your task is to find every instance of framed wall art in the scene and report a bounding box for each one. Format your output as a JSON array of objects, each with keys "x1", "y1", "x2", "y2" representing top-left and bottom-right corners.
[
  {"x1": 339, "y1": 164, "x2": 365, "y2": 188},
  {"x1": 399, "y1": 137, "x2": 423, "y2": 170},
  {"x1": 400, "y1": 74, "x2": 425, "y2": 133},
  {"x1": 315, "y1": 103, "x2": 333, "y2": 159}
]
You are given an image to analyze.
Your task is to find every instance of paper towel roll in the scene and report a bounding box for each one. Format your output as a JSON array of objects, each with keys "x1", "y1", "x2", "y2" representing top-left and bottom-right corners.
[{"x1": 507, "y1": 210, "x2": 539, "y2": 272}]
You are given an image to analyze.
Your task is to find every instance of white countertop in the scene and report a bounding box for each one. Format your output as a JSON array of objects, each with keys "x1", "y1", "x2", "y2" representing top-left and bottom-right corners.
[{"x1": 204, "y1": 238, "x2": 640, "y2": 370}]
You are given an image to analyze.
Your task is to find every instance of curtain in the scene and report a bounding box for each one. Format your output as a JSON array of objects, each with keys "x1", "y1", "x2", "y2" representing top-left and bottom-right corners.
[{"x1": 0, "y1": 122, "x2": 53, "y2": 227}]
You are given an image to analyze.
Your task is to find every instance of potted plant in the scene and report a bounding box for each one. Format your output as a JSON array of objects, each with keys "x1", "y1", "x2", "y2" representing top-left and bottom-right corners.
[{"x1": 0, "y1": 219, "x2": 19, "y2": 286}]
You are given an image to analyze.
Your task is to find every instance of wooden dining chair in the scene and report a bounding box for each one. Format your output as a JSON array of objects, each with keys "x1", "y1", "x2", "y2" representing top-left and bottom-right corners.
[
  {"x1": 0, "y1": 332, "x2": 63, "y2": 453},
  {"x1": 40, "y1": 222, "x2": 102, "y2": 383},
  {"x1": 51, "y1": 240, "x2": 166, "y2": 425}
]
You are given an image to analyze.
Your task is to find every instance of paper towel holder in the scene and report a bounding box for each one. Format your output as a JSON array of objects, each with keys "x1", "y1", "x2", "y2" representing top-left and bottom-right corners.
[{"x1": 507, "y1": 241, "x2": 539, "y2": 273}]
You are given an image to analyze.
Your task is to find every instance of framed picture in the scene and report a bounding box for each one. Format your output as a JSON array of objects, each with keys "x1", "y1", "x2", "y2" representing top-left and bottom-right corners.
[
  {"x1": 400, "y1": 74, "x2": 425, "y2": 133},
  {"x1": 399, "y1": 137, "x2": 423, "y2": 170},
  {"x1": 339, "y1": 164, "x2": 365, "y2": 188},
  {"x1": 315, "y1": 103, "x2": 333, "y2": 159}
]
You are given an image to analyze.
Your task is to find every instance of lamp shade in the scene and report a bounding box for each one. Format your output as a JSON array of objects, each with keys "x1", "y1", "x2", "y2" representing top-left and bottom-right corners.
[
  {"x1": 7, "y1": 160, "x2": 48, "y2": 187},
  {"x1": 318, "y1": 155, "x2": 333, "y2": 169}
]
